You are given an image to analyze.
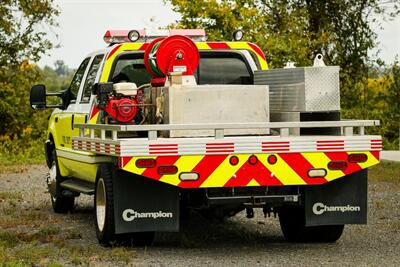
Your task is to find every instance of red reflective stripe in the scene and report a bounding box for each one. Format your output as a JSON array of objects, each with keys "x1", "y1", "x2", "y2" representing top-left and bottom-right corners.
[
  {"x1": 206, "y1": 150, "x2": 235, "y2": 154},
  {"x1": 121, "y1": 156, "x2": 132, "y2": 168},
  {"x1": 141, "y1": 156, "x2": 180, "y2": 181},
  {"x1": 139, "y1": 43, "x2": 148, "y2": 50},
  {"x1": 262, "y1": 142, "x2": 289, "y2": 145},
  {"x1": 279, "y1": 153, "x2": 327, "y2": 185},
  {"x1": 206, "y1": 143, "x2": 234, "y2": 146},
  {"x1": 90, "y1": 106, "x2": 100, "y2": 120},
  {"x1": 149, "y1": 147, "x2": 179, "y2": 151},
  {"x1": 247, "y1": 42, "x2": 266, "y2": 61},
  {"x1": 179, "y1": 155, "x2": 227, "y2": 188},
  {"x1": 317, "y1": 140, "x2": 344, "y2": 143},
  {"x1": 207, "y1": 42, "x2": 230, "y2": 49},
  {"x1": 370, "y1": 151, "x2": 380, "y2": 160},
  {"x1": 107, "y1": 44, "x2": 122, "y2": 60},
  {"x1": 224, "y1": 160, "x2": 282, "y2": 187},
  {"x1": 149, "y1": 144, "x2": 178, "y2": 147}
]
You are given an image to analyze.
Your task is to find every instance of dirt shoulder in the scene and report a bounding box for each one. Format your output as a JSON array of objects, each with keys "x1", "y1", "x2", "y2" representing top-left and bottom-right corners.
[{"x1": 0, "y1": 163, "x2": 399, "y2": 266}]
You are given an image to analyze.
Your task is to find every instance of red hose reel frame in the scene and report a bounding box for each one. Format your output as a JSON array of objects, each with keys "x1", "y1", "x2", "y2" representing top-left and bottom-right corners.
[{"x1": 144, "y1": 35, "x2": 200, "y2": 87}]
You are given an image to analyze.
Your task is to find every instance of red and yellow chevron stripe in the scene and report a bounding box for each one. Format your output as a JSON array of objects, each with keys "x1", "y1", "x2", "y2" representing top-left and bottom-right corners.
[
  {"x1": 119, "y1": 151, "x2": 379, "y2": 188},
  {"x1": 99, "y1": 41, "x2": 268, "y2": 83}
]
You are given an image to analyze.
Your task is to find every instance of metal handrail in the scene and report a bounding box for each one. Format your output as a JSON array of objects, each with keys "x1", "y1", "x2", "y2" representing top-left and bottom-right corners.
[{"x1": 74, "y1": 120, "x2": 380, "y2": 140}]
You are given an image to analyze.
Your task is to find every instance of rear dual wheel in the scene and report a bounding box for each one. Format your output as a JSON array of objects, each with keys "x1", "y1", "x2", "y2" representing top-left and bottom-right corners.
[
  {"x1": 278, "y1": 206, "x2": 344, "y2": 242},
  {"x1": 94, "y1": 164, "x2": 154, "y2": 246}
]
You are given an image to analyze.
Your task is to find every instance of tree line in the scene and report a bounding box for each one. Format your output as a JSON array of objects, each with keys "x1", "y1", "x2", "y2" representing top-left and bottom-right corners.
[{"x1": 0, "y1": 0, "x2": 399, "y2": 162}]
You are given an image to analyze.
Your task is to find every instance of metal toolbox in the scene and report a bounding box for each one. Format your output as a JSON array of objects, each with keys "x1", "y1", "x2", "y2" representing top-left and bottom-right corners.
[
  {"x1": 254, "y1": 66, "x2": 340, "y2": 112},
  {"x1": 151, "y1": 84, "x2": 270, "y2": 138}
]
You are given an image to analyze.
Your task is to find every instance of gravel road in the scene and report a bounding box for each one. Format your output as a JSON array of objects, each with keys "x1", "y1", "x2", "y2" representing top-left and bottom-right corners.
[{"x1": 1, "y1": 164, "x2": 399, "y2": 266}]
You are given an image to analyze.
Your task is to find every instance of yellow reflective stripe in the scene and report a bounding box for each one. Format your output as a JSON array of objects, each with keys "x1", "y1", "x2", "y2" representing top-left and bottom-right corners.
[
  {"x1": 247, "y1": 178, "x2": 260, "y2": 186},
  {"x1": 349, "y1": 151, "x2": 379, "y2": 169},
  {"x1": 89, "y1": 112, "x2": 99, "y2": 125},
  {"x1": 159, "y1": 155, "x2": 204, "y2": 186},
  {"x1": 301, "y1": 152, "x2": 344, "y2": 182},
  {"x1": 226, "y1": 42, "x2": 268, "y2": 70},
  {"x1": 269, "y1": 154, "x2": 307, "y2": 185},
  {"x1": 195, "y1": 42, "x2": 211, "y2": 50},
  {"x1": 123, "y1": 156, "x2": 156, "y2": 175},
  {"x1": 101, "y1": 43, "x2": 144, "y2": 82},
  {"x1": 200, "y1": 154, "x2": 248, "y2": 187}
]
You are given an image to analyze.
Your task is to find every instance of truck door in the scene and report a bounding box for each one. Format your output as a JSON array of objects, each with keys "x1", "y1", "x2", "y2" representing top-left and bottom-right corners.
[{"x1": 54, "y1": 57, "x2": 91, "y2": 150}]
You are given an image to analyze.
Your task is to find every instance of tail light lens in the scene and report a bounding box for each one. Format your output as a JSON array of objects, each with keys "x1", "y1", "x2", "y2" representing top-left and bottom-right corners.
[
  {"x1": 348, "y1": 153, "x2": 367, "y2": 163},
  {"x1": 157, "y1": 165, "x2": 178, "y2": 175},
  {"x1": 308, "y1": 168, "x2": 327, "y2": 178},
  {"x1": 328, "y1": 161, "x2": 348, "y2": 170},
  {"x1": 267, "y1": 155, "x2": 277, "y2": 165},
  {"x1": 179, "y1": 172, "x2": 199, "y2": 181},
  {"x1": 229, "y1": 156, "x2": 239, "y2": 166},
  {"x1": 136, "y1": 158, "x2": 156, "y2": 168},
  {"x1": 248, "y1": 155, "x2": 258, "y2": 165}
]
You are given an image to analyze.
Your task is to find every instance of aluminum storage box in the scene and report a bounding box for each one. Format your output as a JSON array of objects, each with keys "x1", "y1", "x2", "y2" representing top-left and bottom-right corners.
[
  {"x1": 152, "y1": 84, "x2": 270, "y2": 138},
  {"x1": 254, "y1": 66, "x2": 340, "y2": 112}
]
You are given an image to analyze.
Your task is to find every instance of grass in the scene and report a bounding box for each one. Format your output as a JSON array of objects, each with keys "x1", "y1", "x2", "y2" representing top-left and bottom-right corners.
[
  {"x1": 0, "y1": 138, "x2": 45, "y2": 174},
  {"x1": 369, "y1": 160, "x2": 400, "y2": 183}
]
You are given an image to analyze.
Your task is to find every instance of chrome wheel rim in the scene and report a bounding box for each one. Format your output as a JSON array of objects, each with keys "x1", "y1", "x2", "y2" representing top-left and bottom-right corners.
[{"x1": 96, "y1": 178, "x2": 106, "y2": 232}]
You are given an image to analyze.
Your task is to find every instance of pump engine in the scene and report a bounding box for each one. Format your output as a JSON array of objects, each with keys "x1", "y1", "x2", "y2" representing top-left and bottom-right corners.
[{"x1": 94, "y1": 82, "x2": 144, "y2": 124}]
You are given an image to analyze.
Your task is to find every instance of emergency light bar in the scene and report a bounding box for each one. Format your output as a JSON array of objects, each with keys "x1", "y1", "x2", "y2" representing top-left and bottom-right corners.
[{"x1": 103, "y1": 29, "x2": 207, "y2": 44}]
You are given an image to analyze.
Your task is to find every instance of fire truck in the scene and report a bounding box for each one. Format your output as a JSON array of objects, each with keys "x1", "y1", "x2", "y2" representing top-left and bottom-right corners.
[{"x1": 30, "y1": 29, "x2": 381, "y2": 246}]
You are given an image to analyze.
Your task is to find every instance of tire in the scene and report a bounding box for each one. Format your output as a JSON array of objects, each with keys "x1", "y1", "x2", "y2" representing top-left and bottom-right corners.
[
  {"x1": 48, "y1": 150, "x2": 74, "y2": 213},
  {"x1": 278, "y1": 206, "x2": 344, "y2": 243},
  {"x1": 95, "y1": 164, "x2": 155, "y2": 246}
]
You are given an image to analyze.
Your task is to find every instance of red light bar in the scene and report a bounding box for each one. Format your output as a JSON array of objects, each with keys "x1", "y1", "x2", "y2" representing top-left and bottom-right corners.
[{"x1": 103, "y1": 29, "x2": 206, "y2": 44}]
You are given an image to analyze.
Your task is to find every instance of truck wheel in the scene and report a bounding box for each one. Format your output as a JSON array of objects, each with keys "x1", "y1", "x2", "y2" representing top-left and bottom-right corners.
[
  {"x1": 48, "y1": 150, "x2": 74, "y2": 213},
  {"x1": 278, "y1": 206, "x2": 344, "y2": 242},
  {"x1": 95, "y1": 164, "x2": 116, "y2": 246},
  {"x1": 95, "y1": 164, "x2": 155, "y2": 246}
]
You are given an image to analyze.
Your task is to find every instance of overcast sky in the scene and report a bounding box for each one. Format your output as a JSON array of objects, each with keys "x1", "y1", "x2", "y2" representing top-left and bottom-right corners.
[{"x1": 38, "y1": 0, "x2": 400, "y2": 68}]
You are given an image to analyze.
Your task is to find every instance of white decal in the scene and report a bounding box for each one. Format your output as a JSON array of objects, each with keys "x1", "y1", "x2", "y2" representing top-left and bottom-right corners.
[
  {"x1": 122, "y1": 209, "x2": 173, "y2": 222},
  {"x1": 312, "y1": 202, "x2": 361, "y2": 215}
]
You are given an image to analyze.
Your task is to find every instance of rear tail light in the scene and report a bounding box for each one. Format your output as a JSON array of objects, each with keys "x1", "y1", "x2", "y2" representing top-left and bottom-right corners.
[
  {"x1": 157, "y1": 165, "x2": 178, "y2": 175},
  {"x1": 248, "y1": 155, "x2": 258, "y2": 165},
  {"x1": 348, "y1": 153, "x2": 367, "y2": 163},
  {"x1": 136, "y1": 158, "x2": 156, "y2": 168},
  {"x1": 328, "y1": 161, "x2": 348, "y2": 170},
  {"x1": 267, "y1": 155, "x2": 277, "y2": 165},
  {"x1": 308, "y1": 168, "x2": 327, "y2": 178},
  {"x1": 229, "y1": 156, "x2": 239, "y2": 166},
  {"x1": 179, "y1": 172, "x2": 199, "y2": 181}
]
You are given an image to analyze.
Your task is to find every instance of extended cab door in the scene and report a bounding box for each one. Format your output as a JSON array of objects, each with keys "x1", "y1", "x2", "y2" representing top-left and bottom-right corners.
[{"x1": 55, "y1": 54, "x2": 105, "y2": 181}]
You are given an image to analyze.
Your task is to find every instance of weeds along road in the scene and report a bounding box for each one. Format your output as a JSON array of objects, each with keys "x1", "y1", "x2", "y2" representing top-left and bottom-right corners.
[{"x1": 0, "y1": 163, "x2": 399, "y2": 266}]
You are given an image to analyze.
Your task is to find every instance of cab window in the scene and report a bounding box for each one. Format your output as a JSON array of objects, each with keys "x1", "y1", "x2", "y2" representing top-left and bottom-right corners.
[
  {"x1": 69, "y1": 57, "x2": 90, "y2": 101},
  {"x1": 196, "y1": 52, "x2": 252, "y2": 85},
  {"x1": 110, "y1": 53, "x2": 151, "y2": 86},
  {"x1": 81, "y1": 54, "x2": 104, "y2": 102}
]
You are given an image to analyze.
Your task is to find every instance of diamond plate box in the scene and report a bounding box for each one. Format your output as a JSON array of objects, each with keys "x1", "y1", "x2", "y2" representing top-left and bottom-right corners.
[{"x1": 254, "y1": 66, "x2": 340, "y2": 112}]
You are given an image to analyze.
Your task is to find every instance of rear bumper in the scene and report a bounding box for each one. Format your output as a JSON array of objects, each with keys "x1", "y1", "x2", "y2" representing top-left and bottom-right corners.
[{"x1": 118, "y1": 151, "x2": 380, "y2": 188}]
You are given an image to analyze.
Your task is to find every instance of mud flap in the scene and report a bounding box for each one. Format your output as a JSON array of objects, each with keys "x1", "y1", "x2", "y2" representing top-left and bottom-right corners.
[
  {"x1": 113, "y1": 170, "x2": 179, "y2": 234},
  {"x1": 305, "y1": 169, "x2": 367, "y2": 226}
]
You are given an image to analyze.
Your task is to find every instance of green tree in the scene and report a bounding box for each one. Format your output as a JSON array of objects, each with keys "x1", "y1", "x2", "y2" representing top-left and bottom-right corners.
[
  {"x1": 167, "y1": 0, "x2": 399, "y2": 109},
  {"x1": 0, "y1": 0, "x2": 59, "y2": 67},
  {"x1": 0, "y1": 0, "x2": 59, "y2": 139}
]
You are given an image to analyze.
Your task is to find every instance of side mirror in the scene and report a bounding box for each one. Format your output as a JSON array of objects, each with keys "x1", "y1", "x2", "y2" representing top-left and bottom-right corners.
[
  {"x1": 30, "y1": 84, "x2": 47, "y2": 110},
  {"x1": 30, "y1": 84, "x2": 71, "y2": 110}
]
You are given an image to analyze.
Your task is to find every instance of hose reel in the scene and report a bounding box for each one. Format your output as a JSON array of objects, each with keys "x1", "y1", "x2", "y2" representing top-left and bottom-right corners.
[{"x1": 144, "y1": 35, "x2": 200, "y2": 86}]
